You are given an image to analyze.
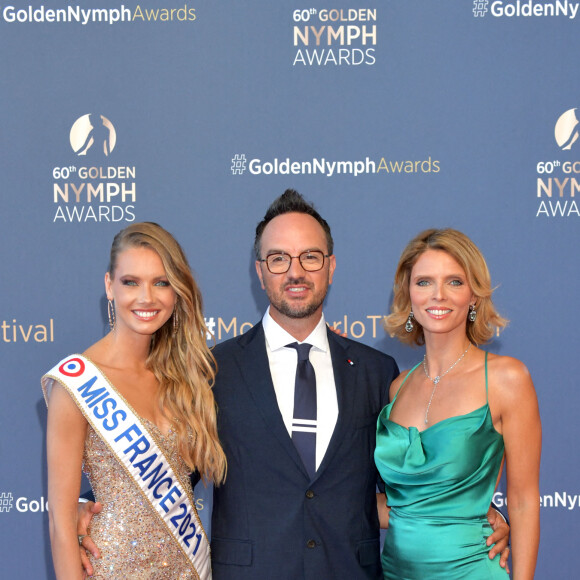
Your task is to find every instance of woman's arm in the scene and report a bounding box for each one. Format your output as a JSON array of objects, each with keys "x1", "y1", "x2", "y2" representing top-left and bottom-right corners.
[
  {"x1": 47, "y1": 383, "x2": 88, "y2": 580},
  {"x1": 495, "y1": 358, "x2": 541, "y2": 580}
]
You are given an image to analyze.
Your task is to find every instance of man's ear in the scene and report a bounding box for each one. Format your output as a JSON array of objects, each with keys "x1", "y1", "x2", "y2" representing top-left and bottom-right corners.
[
  {"x1": 328, "y1": 255, "x2": 336, "y2": 285},
  {"x1": 255, "y1": 261, "x2": 266, "y2": 290}
]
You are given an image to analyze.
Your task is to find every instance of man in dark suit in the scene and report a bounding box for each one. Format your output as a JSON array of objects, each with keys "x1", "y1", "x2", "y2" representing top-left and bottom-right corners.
[{"x1": 210, "y1": 189, "x2": 398, "y2": 579}]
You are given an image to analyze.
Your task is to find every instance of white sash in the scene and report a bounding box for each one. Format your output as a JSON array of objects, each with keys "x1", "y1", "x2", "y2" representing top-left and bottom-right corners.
[{"x1": 42, "y1": 354, "x2": 211, "y2": 580}]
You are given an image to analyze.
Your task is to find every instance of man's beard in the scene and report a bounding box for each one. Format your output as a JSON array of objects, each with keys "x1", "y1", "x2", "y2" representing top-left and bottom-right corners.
[
  {"x1": 267, "y1": 277, "x2": 327, "y2": 320},
  {"x1": 272, "y1": 297, "x2": 324, "y2": 319}
]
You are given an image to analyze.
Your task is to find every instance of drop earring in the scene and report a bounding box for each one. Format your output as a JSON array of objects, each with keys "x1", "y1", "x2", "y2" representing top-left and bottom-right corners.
[
  {"x1": 405, "y1": 310, "x2": 414, "y2": 333},
  {"x1": 108, "y1": 299, "x2": 116, "y2": 330},
  {"x1": 468, "y1": 304, "x2": 477, "y2": 322},
  {"x1": 172, "y1": 308, "x2": 179, "y2": 335}
]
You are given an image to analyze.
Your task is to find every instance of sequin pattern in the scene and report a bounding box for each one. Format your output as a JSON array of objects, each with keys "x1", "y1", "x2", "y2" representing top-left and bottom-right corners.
[{"x1": 83, "y1": 420, "x2": 201, "y2": 579}]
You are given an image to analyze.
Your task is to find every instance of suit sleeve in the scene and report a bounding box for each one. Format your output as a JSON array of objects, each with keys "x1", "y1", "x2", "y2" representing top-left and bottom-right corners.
[{"x1": 376, "y1": 354, "x2": 399, "y2": 492}]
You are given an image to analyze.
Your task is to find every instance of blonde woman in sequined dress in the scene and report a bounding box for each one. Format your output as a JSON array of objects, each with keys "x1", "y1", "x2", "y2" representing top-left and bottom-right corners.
[{"x1": 44, "y1": 223, "x2": 226, "y2": 579}]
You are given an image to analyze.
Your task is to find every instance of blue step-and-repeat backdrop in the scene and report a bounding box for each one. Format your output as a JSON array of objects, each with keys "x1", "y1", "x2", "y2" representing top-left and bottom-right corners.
[{"x1": 1, "y1": 1, "x2": 578, "y2": 577}]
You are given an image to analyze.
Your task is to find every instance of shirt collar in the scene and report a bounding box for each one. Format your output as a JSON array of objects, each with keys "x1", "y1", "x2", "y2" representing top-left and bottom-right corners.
[{"x1": 262, "y1": 307, "x2": 329, "y2": 353}]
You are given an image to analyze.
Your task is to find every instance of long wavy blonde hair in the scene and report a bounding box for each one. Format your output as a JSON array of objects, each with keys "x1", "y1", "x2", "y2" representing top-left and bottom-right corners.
[
  {"x1": 384, "y1": 228, "x2": 508, "y2": 347},
  {"x1": 109, "y1": 222, "x2": 226, "y2": 485}
]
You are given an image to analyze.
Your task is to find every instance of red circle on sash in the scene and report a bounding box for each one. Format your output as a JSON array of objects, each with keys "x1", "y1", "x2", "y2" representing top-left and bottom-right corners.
[{"x1": 59, "y1": 357, "x2": 85, "y2": 377}]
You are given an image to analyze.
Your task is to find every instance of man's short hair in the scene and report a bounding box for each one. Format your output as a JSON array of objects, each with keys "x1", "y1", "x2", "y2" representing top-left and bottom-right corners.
[{"x1": 254, "y1": 189, "x2": 334, "y2": 258}]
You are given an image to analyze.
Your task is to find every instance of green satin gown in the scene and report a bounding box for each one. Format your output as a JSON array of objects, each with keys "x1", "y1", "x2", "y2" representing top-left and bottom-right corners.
[{"x1": 375, "y1": 353, "x2": 508, "y2": 579}]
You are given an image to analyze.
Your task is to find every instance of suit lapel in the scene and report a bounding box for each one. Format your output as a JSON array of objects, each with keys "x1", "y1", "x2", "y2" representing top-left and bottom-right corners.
[
  {"x1": 314, "y1": 330, "x2": 358, "y2": 480},
  {"x1": 233, "y1": 323, "x2": 308, "y2": 476}
]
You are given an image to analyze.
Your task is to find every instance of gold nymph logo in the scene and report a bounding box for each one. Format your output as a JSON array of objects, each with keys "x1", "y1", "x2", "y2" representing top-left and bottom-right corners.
[
  {"x1": 555, "y1": 109, "x2": 579, "y2": 151},
  {"x1": 70, "y1": 114, "x2": 116, "y2": 156}
]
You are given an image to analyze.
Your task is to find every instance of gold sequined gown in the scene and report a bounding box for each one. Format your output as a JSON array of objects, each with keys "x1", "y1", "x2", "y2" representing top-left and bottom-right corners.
[{"x1": 83, "y1": 419, "x2": 202, "y2": 579}]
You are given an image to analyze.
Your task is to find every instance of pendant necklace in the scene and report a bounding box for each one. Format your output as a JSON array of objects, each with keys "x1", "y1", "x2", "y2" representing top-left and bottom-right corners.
[{"x1": 422, "y1": 343, "x2": 471, "y2": 424}]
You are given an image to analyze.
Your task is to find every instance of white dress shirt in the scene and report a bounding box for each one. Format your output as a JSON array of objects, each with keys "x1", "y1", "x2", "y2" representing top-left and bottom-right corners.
[{"x1": 262, "y1": 308, "x2": 339, "y2": 470}]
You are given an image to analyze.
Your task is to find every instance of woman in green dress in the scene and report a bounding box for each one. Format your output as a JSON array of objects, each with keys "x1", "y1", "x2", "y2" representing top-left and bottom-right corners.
[{"x1": 375, "y1": 228, "x2": 540, "y2": 579}]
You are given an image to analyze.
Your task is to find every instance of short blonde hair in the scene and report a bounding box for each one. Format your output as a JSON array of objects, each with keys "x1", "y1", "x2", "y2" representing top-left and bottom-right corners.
[{"x1": 384, "y1": 228, "x2": 507, "y2": 346}]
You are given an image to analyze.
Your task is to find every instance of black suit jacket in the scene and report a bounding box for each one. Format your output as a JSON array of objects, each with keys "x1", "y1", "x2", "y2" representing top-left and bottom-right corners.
[{"x1": 210, "y1": 322, "x2": 398, "y2": 580}]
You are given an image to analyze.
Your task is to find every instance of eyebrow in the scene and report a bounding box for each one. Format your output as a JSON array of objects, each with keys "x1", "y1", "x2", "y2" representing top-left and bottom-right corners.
[
  {"x1": 411, "y1": 272, "x2": 466, "y2": 279},
  {"x1": 119, "y1": 274, "x2": 169, "y2": 280},
  {"x1": 265, "y1": 248, "x2": 324, "y2": 255}
]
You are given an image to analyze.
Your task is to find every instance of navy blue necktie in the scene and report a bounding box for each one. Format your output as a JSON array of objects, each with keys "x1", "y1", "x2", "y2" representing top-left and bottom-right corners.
[{"x1": 287, "y1": 342, "x2": 317, "y2": 478}]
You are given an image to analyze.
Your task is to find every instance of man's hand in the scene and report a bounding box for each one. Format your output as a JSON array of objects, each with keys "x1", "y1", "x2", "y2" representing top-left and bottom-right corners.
[
  {"x1": 486, "y1": 507, "x2": 510, "y2": 573},
  {"x1": 77, "y1": 501, "x2": 102, "y2": 576}
]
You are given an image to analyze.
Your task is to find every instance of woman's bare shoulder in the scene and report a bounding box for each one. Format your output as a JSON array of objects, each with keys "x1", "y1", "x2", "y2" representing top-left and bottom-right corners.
[
  {"x1": 389, "y1": 366, "x2": 418, "y2": 399},
  {"x1": 486, "y1": 352, "x2": 535, "y2": 402},
  {"x1": 487, "y1": 352, "x2": 531, "y2": 380}
]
